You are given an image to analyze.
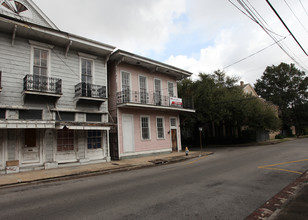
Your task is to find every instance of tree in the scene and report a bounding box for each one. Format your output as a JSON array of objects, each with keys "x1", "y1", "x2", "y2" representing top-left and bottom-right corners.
[
  {"x1": 254, "y1": 63, "x2": 308, "y2": 135},
  {"x1": 178, "y1": 70, "x2": 280, "y2": 145}
]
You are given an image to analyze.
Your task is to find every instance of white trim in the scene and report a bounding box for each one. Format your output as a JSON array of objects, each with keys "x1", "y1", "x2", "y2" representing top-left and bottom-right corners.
[
  {"x1": 170, "y1": 117, "x2": 177, "y2": 128},
  {"x1": 56, "y1": 125, "x2": 110, "y2": 130},
  {"x1": 78, "y1": 52, "x2": 97, "y2": 60},
  {"x1": 154, "y1": 78, "x2": 163, "y2": 96},
  {"x1": 138, "y1": 74, "x2": 148, "y2": 103},
  {"x1": 122, "y1": 114, "x2": 135, "y2": 153},
  {"x1": 79, "y1": 56, "x2": 95, "y2": 84},
  {"x1": 29, "y1": 44, "x2": 52, "y2": 77},
  {"x1": 29, "y1": 40, "x2": 54, "y2": 49},
  {"x1": 120, "y1": 70, "x2": 132, "y2": 91},
  {"x1": 120, "y1": 148, "x2": 171, "y2": 158},
  {"x1": 167, "y1": 81, "x2": 176, "y2": 97},
  {"x1": 156, "y1": 116, "x2": 165, "y2": 140},
  {"x1": 140, "y1": 115, "x2": 151, "y2": 141},
  {"x1": 117, "y1": 103, "x2": 195, "y2": 113}
]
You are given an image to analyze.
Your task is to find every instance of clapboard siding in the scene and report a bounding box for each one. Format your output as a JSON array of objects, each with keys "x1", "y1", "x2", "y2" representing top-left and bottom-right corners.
[{"x1": 0, "y1": 32, "x2": 108, "y2": 113}]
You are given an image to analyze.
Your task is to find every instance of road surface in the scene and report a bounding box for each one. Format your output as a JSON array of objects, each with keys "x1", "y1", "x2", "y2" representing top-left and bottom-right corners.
[{"x1": 0, "y1": 138, "x2": 307, "y2": 219}]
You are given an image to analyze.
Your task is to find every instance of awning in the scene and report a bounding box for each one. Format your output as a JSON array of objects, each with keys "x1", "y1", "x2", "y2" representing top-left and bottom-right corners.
[
  {"x1": 0, "y1": 120, "x2": 55, "y2": 129},
  {"x1": 56, "y1": 125, "x2": 110, "y2": 130}
]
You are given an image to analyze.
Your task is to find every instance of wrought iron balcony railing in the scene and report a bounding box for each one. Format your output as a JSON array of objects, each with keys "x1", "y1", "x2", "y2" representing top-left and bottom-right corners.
[
  {"x1": 75, "y1": 82, "x2": 107, "y2": 99},
  {"x1": 116, "y1": 90, "x2": 194, "y2": 109},
  {"x1": 23, "y1": 74, "x2": 62, "y2": 94}
]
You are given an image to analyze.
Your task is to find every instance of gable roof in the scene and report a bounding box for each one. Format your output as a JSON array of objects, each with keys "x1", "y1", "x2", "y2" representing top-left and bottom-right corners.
[
  {"x1": 109, "y1": 50, "x2": 193, "y2": 80},
  {"x1": 0, "y1": 0, "x2": 58, "y2": 29},
  {"x1": 240, "y1": 81, "x2": 258, "y2": 97}
]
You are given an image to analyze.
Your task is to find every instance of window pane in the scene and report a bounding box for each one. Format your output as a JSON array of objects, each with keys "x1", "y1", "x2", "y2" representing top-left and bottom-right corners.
[
  {"x1": 157, "y1": 118, "x2": 164, "y2": 139},
  {"x1": 168, "y1": 82, "x2": 174, "y2": 97},
  {"x1": 141, "y1": 117, "x2": 149, "y2": 140},
  {"x1": 88, "y1": 130, "x2": 102, "y2": 149}
]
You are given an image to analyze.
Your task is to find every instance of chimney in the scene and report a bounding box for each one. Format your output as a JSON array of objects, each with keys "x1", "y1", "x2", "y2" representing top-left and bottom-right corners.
[{"x1": 240, "y1": 81, "x2": 244, "y2": 86}]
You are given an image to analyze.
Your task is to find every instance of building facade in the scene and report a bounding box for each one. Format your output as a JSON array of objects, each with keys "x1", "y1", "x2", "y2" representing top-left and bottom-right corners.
[
  {"x1": 0, "y1": 0, "x2": 115, "y2": 173},
  {"x1": 108, "y1": 50, "x2": 195, "y2": 159}
]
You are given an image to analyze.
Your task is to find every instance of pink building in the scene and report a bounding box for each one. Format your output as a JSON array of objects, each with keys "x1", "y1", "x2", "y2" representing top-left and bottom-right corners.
[{"x1": 108, "y1": 50, "x2": 195, "y2": 159}]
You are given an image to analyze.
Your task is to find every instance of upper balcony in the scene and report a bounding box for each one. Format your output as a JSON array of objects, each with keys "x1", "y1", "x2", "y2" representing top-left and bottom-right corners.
[
  {"x1": 116, "y1": 90, "x2": 195, "y2": 113},
  {"x1": 23, "y1": 74, "x2": 62, "y2": 102},
  {"x1": 74, "y1": 82, "x2": 107, "y2": 106}
]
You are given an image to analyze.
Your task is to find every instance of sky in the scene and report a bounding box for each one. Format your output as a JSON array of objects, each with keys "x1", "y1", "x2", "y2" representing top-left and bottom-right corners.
[{"x1": 32, "y1": 0, "x2": 308, "y2": 85}]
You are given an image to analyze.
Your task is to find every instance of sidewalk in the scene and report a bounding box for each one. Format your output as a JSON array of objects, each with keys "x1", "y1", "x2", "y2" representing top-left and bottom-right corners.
[
  {"x1": 245, "y1": 170, "x2": 308, "y2": 220},
  {"x1": 0, "y1": 151, "x2": 209, "y2": 188}
]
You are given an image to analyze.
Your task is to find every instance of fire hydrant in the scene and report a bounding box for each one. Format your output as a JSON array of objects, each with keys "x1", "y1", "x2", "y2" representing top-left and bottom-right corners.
[{"x1": 185, "y1": 147, "x2": 189, "y2": 156}]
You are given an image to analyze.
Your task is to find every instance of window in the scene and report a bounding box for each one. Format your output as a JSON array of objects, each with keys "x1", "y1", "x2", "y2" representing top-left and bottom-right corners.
[
  {"x1": 19, "y1": 110, "x2": 42, "y2": 120},
  {"x1": 81, "y1": 58, "x2": 93, "y2": 84},
  {"x1": 87, "y1": 130, "x2": 102, "y2": 149},
  {"x1": 139, "y1": 75, "x2": 147, "y2": 104},
  {"x1": 86, "y1": 113, "x2": 102, "y2": 122},
  {"x1": 0, "y1": 109, "x2": 5, "y2": 119},
  {"x1": 25, "y1": 129, "x2": 36, "y2": 148},
  {"x1": 122, "y1": 71, "x2": 130, "y2": 102},
  {"x1": 33, "y1": 48, "x2": 48, "y2": 77},
  {"x1": 154, "y1": 79, "x2": 162, "y2": 105},
  {"x1": 56, "y1": 112, "x2": 75, "y2": 121},
  {"x1": 170, "y1": 118, "x2": 177, "y2": 127},
  {"x1": 157, "y1": 117, "x2": 164, "y2": 139},
  {"x1": 57, "y1": 129, "x2": 74, "y2": 152},
  {"x1": 141, "y1": 116, "x2": 150, "y2": 140},
  {"x1": 168, "y1": 82, "x2": 174, "y2": 97}
]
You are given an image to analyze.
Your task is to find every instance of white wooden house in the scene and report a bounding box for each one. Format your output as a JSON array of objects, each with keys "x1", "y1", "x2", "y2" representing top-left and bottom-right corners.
[{"x1": 0, "y1": 0, "x2": 115, "y2": 173}]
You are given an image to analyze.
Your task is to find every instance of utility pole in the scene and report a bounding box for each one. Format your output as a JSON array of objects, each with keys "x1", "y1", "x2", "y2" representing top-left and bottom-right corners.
[{"x1": 199, "y1": 127, "x2": 203, "y2": 156}]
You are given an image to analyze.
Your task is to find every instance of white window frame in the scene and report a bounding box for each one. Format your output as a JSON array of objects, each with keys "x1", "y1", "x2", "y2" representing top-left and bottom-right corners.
[
  {"x1": 120, "y1": 70, "x2": 132, "y2": 91},
  {"x1": 154, "y1": 78, "x2": 163, "y2": 95},
  {"x1": 170, "y1": 117, "x2": 177, "y2": 128},
  {"x1": 140, "y1": 115, "x2": 151, "y2": 140},
  {"x1": 156, "y1": 116, "x2": 165, "y2": 139},
  {"x1": 167, "y1": 81, "x2": 176, "y2": 98},
  {"x1": 138, "y1": 74, "x2": 148, "y2": 103},
  {"x1": 30, "y1": 45, "x2": 51, "y2": 77},
  {"x1": 79, "y1": 56, "x2": 95, "y2": 84}
]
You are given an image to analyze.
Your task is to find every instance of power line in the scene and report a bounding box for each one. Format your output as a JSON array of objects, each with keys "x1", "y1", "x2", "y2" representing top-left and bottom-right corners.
[
  {"x1": 266, "y1": 0, "x2": 308, "y2": 56},
  {"x1": 299, "y1": 0, "x2": 308, "y2": 18},
  {"x1": 229, "y1": 0, "x2": 308, "y2": 72},
  {"x1": 223, "y1": 37, "x2": 287, "y2": 69},
  {"x1": 284, "y1": 0, "x2": 308, "y2": 34}
]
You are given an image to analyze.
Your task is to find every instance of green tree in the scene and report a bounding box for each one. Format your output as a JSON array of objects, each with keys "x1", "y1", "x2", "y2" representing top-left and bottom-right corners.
[
  {"x1": 254, "y1": 63, "x2": 308, "y2": 135},
  {"x1": 178, "y1": 70, "x2": 280, "y2": 145}
]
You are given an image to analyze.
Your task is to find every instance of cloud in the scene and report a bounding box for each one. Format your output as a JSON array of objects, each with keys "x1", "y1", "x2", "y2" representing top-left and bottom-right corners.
[{"x1": 33, "y1": 0, "x2": 186, "y2": 56}]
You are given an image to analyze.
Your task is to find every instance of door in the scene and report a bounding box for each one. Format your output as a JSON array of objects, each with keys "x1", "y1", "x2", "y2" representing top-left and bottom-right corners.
[
  {"x1": 22, "y1": 129, "x2": 40, "y2": 164},
  {"x1": 122, "y1": 114, "x2": 134, "y2": 153},
  {"x1": 171, "y1": 129, "x2": 177, "y2": 151}
]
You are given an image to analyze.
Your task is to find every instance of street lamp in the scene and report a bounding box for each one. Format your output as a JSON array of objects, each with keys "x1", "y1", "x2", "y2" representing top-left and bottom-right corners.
[{"x1": 199, "y1": 127, "x2": 203, "y2": 156}]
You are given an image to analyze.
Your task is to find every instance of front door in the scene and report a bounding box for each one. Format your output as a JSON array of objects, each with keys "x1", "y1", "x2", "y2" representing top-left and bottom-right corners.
[
  {"x1": 22, "y1": 129, "x2": 40, "y2": 164},
  {"x1": 171, "y1": 129, "x2": 177, "y2": 151},
  {"x1": 122, "y1": 114, "x2": 134, "y2": 153}
]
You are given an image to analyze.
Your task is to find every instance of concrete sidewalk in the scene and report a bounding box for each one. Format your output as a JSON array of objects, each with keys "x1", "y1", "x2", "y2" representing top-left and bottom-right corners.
[{"x1": 0, "y1": 151, "x2": 209, "y2": 188}]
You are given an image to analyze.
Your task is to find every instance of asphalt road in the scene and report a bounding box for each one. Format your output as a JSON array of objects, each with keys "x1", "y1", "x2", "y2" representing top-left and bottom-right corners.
[{"x1": 0, "y1": 139, "x2": 307, "y2": 220}]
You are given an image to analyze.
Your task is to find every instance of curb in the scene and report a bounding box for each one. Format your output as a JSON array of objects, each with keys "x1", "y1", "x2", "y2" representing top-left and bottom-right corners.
[
  {"x1": 0, "y1": 152, "x2": 211, "y2": 189},
  {"x1": 245, "y1": 170, "x2": 308, "y2": 220}
]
